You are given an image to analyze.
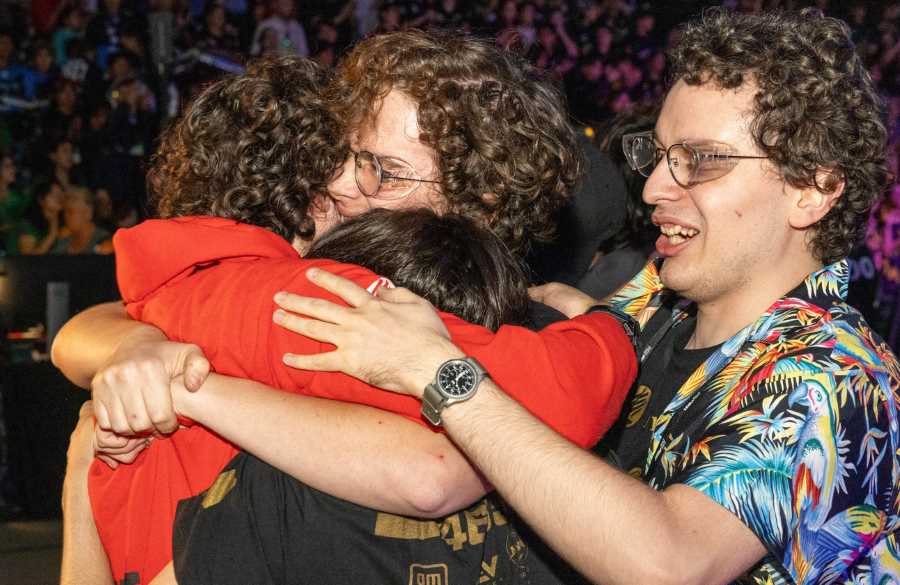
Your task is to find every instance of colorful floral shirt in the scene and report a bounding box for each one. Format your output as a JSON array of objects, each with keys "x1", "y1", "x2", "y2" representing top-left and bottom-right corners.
[{"x1": 607, "y1": 260, "x2": 900, "y2": 585}]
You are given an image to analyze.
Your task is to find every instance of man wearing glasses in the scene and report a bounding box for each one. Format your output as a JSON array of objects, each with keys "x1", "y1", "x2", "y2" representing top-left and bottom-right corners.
[{"x1": 270, "y1": 9, "x2": 900, "y2": 585}]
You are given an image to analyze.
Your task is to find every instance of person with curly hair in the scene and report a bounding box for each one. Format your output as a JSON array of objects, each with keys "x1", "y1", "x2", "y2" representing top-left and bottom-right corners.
[
  {"x1": 263, "y1": 9, "x2": 900, "y2": 584},
  {"x1": 324, "y1": 29, "x2": 581, "y2": 256},
  {"x1": 54, "y1": 40, "x2": 637, "y2": 584}
]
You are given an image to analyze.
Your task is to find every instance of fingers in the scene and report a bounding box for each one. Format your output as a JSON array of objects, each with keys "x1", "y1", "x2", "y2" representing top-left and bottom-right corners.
[
  {"x1": 273, "y1": 310, "x2": 342, "y2": 343},
  {"x1": 305, "y1": 267, "x2": 374, "y2": 307},
  {"x1": 273, "y1": 291, "x2": 351, "y2": 326},
  {"x1": 78, "y1": 400, "x2": 94, "y2": 420},
  {"x1": 141, "y1": 373, "x2": 178, "y2": 434},
  {"x1": 282, "y1": 351, "x2": 341, "y2": 372},
  {"x1": 92, "y1": 354, "x2": 178, "y2": 435}
]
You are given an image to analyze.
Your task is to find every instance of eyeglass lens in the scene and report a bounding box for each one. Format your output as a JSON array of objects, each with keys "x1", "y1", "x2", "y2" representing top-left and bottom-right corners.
[
  {"x1": 623, "y1": 134, "x2": 742, "y2": 187},
  {"x1": 354, "y1": 151, "x2": 382, "y2": 197},
  {"x1": 354, "y1": 151, "x2": 422, "y2": 200}
]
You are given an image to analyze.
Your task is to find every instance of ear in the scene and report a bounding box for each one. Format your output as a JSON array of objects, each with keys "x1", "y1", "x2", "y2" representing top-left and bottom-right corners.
[{"x1": 787, "y1": 168, "x2": 845, "y2": 230}]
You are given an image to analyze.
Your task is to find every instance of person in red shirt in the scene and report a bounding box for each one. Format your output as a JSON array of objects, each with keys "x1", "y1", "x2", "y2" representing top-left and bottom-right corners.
[{"x1": 54, "y1": 35, "x2": 636, "y2": 585}]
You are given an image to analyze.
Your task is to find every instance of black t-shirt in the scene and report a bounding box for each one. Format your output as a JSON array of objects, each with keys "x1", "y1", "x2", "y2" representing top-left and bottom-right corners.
[
  {"x1": 172, "y1": 306, "x2": 582, "y2": 585},
  {"x1": 173, "y1": 453, "x2": 585, "y2": 585},
  {"x1": 595, "y1": 302, "x2": 720, "y2": 477}
]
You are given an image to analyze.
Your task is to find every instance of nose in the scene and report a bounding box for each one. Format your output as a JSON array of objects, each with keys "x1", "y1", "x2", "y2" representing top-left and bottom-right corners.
[
  {"x1": 327, "y1": 155, "x2": 371, "y2": 218},
  {"x1": 641, "y1": 156, "x2": 685, "y2": 207}
]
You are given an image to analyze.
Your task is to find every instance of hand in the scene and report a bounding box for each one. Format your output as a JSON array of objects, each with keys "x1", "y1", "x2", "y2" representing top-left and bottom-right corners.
[
  {"x1": 529, "y1": 282, "x2": 599, "y2": 318},
  {"x1": 91, "y1": 338, "x2": 210, "y2": 436},
  {"x1": 272, "y1": 268, "x2": 462, "y2": 396},
  {"x1": 67, "y1": 401, "x2": 99, "y2": 472},
  {"x1": 93, "y1": 427, "x2": 150, "y2": 469}
]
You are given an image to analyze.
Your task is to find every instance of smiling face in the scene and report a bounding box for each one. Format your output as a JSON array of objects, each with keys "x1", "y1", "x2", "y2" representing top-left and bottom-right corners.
[
  {"x1": 327, "y1": 89, "x2": 445, "y2": 220},
  {"x1": 644, "y1": 79, "x2": 802, "y2": 308}
]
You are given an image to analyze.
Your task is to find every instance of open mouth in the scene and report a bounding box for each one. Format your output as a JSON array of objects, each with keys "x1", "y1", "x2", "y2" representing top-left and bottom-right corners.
[{"x1": 659, "y1": 223, "x2": 699, "y2": 246}]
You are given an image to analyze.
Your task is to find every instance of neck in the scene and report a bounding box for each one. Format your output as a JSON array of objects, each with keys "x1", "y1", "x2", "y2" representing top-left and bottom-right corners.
[{"x1": 687, "y1": 254, "x2": 823, "y2": 349}]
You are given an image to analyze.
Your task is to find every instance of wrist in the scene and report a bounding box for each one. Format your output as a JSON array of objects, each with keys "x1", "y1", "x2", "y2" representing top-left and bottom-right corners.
[{"x1": 401, "y1": 338, "x2": 466, "y2": 398}]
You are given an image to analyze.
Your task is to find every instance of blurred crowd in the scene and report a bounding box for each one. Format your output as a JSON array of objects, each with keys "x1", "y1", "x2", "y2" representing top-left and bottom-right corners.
[{"x1": 1, "y1": 0, "x2": 900, "y2": 344}]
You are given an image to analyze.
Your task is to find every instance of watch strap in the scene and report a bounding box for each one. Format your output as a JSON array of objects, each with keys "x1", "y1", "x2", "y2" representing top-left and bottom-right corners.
[{"x1": 421, "y1": 382, "x2": 445, "y2": 426}]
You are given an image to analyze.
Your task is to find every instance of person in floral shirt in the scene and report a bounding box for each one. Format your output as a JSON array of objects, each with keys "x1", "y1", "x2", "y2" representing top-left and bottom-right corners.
[{"x1": 268, "y1": 8, "x2": 900, "y2": 585}]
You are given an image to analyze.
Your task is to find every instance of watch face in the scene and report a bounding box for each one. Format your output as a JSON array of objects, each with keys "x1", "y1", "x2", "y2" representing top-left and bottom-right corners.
[{"x1": 438, "y1": 361, "x2": 477, "y2": 397}]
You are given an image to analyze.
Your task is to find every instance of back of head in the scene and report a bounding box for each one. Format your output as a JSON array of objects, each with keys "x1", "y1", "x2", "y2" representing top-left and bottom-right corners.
[
  {"x1": 329, "y1": 30, "x2": 581, "y2": 255},
  {"x1": 669, "y1": 8, "x2": 889, "y2": 264},
  {"x1": 307, "y1": 208, "x2": 530, "y2": 331},
  {"x1": 148, "y1": 55, "x2": 347, "y2": 242}
]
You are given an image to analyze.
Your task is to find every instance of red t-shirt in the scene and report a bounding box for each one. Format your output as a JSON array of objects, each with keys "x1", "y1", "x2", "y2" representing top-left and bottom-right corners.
[{"x1": 90, "y1": 216, "x2": 636, "y2": 583}]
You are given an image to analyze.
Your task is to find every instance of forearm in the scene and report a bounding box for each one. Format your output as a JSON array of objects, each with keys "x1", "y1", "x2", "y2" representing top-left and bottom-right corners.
[
  {"x1": 60, "y1": 462, "x2": 113, "y2": 585},
  {"x1": 395, "y1": 342, "x2": 762, "y2": 585},
  {"x1": 51, "y1": 302, "x2": 165, "y2": 388},
  {"x1": 177, "y1": 374, "x2": 489, "y2": 518},
  {"x1": 439, "y1": 379, "x2": 764, "y2": 585}
]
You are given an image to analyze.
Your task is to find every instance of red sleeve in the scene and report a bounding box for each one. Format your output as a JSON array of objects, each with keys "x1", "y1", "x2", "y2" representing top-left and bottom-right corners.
[
  {"x1": 268, "y1": 262, "x2": 636, "y2": 444},
  {"x1": 443, "y1": 312, "x2": 637, "y2": 448}
]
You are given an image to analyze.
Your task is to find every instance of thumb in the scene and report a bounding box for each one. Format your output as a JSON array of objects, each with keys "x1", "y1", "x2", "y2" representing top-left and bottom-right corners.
[{"x1": 183, "y1": 347, "x2": 211, "y2": 392}]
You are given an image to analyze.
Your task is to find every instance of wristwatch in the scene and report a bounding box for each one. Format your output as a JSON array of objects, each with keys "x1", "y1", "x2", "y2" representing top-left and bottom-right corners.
[{"x1": 421, "y1": 357, "x2": 489, "y2": 426}]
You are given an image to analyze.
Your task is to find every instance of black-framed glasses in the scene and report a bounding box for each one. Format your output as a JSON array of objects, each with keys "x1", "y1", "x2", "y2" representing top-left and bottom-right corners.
[
  {"x1": 352, "y1": 150, "x2": 442, "y2": 201},
  {"x1": 622, "y1": 131, "x2": 768, "y2": 188}
]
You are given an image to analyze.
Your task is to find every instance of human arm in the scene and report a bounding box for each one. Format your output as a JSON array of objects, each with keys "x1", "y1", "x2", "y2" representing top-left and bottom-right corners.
[
  {"x1": 51, "y1": 301, "x2": 488, "y2": 517},
  {"x1": 271, "y1": 268, "x2": 768, "y2": 585},
  {"x1": 60, "y1": 401, "x2": 114, "y2": 585},
  {"x1": 172, "y1": 372, "x2": 489, "y2": 517}
]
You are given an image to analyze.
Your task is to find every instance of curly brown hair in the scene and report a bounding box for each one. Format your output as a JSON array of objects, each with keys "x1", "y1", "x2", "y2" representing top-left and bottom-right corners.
[
  {"x1": 148, "y1": 56, "x2": 347, "y2": 242},
  {"x1": 329, "y1": 30, "x2": 581, "y2": 255},
  {"x1": 670, "y1": 8, "x2": 889, "y2": 264}
]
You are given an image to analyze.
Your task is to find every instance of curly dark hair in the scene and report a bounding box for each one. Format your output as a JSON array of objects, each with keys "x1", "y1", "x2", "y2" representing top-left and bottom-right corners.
[
  {"x1": 148, "y1": 55, "x2": 347, "y2": 242},
  {"x1": 329, "y1": 30, "x2": 581, "y2": 255},
  {"x1": 308, "y1": 208, "x2": 530, "y2": 331},
  {"x1": 670, "y1": 8, "x2": 889, "y2": 264}
]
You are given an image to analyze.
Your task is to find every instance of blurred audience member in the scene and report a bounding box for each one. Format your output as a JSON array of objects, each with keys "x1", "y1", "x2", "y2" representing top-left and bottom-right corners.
[
  {"x1": 41, "y1": 137, "x2": 83, "y2": 191},
  {"x1": 38, "y1": 78, "x2": 82, "y2": 144},
  {"x1": 13, "y1": 179, "x2": 63, "y2": 254},
  {"x1": 0, "y1": 151, "x2": 27, "y2": 251},
  {"x1": 51, "y1": 185, "x2": 112, "y2": 254},
  {"x1": 53, "y1": 5, "x2": 86, "y2": 66},
  {"x1": 0, "y1": 31, "x2": 30, "y2": 113},
  {"x1": 251, "y1": 0, "x2": 309, "y2": 56},
  {"x1": 24, "y1": 39, "x2": 58, "y2": 101}
]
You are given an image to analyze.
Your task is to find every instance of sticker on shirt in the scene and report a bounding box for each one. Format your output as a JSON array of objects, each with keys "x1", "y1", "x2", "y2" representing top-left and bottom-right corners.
[
  {"x1": 367, "y1": 276, "x2": 395, "y2": 296},
  {"x1": 408, "y1": 563, "x2": 448, "y2": 585}
]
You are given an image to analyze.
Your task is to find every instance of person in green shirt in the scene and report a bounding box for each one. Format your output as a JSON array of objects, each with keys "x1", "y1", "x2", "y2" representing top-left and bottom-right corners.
[
  {"x1": 0, "y1": 152, "x2": 29, "y2": 252},
  {"x1": 12, "y1": 179, "x2": 64, "y2": 254}
]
